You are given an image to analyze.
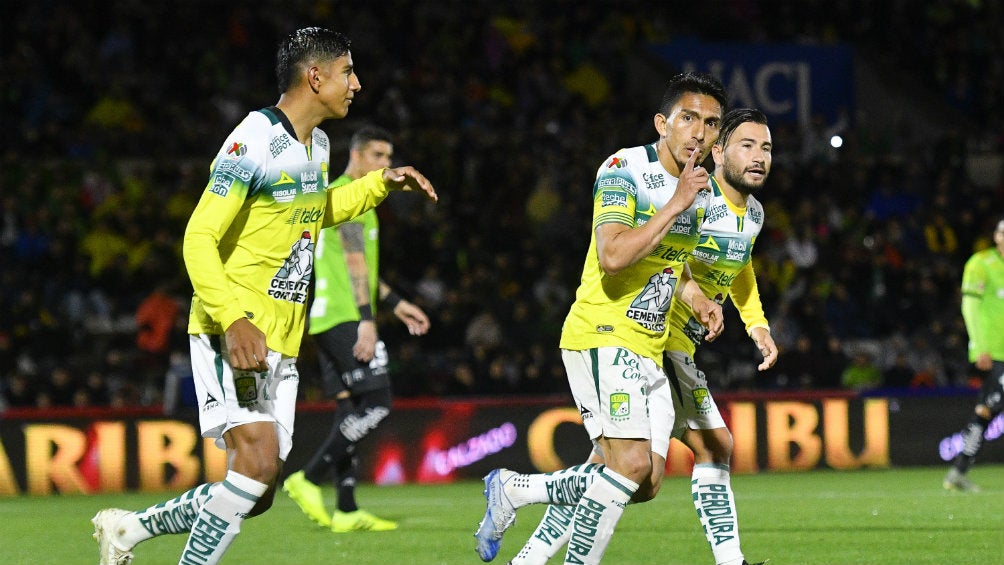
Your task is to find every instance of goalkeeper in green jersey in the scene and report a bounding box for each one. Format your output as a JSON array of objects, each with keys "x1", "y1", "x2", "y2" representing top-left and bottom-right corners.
[{"x1": 943, "y1": 217, "x2": 1004, "y2": 492}]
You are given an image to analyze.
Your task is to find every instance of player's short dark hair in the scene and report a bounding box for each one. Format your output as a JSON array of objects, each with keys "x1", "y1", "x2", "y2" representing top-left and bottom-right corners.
[
  {"x1": 350, "y1": 125, "x2": 393, "y2": 151},
  {"x1": 658, "y1": 72, "x2": 728, "y2": 116},
  {"x1": 717, "y1": 108, "x2": 769, "y2": 148},
  {"x1": 276, "y1": 27, "x2": 352, "y2": 93}
]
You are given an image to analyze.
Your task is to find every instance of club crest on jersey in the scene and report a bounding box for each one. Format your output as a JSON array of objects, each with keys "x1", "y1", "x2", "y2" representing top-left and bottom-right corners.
[
  {"x1": 625, "y1": 267, "x2": 676, "y2": 332},
  {"x1": 226, "y1": 142, "x2": 247, "y2": 157},
  {"x1": 268, "y1": 231, "x2": 313, "y2": 304},
  {"x1": 692, "y1": 387, "x2": 712, "y2": 413},
  {"x1": 609, "y1": 392, "x2": 631, "y2": 418}
]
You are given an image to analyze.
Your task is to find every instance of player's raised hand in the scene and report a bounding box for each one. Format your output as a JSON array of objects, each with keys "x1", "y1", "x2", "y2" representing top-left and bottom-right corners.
[
  {"x1": 679, "y1": 146, "x2": 710, "y2": 194},
  {"x1": 666, "y1": 147, "x2": 710, "y2": 214},
  {"x1": 383, "y1": 166, "x2": 438, "y2": 202}
]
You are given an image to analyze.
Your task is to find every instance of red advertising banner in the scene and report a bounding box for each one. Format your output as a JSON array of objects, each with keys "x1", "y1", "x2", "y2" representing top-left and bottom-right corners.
[{"x1": 0, "y1": 391, "x2": 998, "y2": 496}]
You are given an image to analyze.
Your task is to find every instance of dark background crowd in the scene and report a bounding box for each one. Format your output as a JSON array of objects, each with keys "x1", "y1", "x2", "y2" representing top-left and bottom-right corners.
[{"x1": 2, "y1": 0, "x2": 1002, "y2": 411}]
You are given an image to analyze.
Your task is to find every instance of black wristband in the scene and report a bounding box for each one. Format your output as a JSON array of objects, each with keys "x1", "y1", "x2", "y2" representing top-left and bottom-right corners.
[
  {"x1": 358, "y1": 303, "x2": 374, "y2": 321},
  {"x1": 383, "y1": 290, "x2": 403, "y2": 309}
]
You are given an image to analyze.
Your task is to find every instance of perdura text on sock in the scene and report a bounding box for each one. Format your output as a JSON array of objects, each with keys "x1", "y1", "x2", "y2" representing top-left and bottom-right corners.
[
  {"x1": 565, "y1": 497, "x2": 605, "y2": 563},
  {"x1": 545, "y1": 474, "x2": 592, "y2": 505},
  {"x1": 179, "y1": 511, "x2": 229, "y2": 565},
  {"x1": 697, "y1": 484, "x2": 735, "y2": 545}
]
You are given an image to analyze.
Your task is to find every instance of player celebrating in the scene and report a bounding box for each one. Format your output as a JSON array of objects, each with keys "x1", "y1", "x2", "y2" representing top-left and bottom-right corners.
[
  {"x1": 91, "y1": 27, "x2": 436, "y2": 565},
  {"x1": 474, "y1": 72, "x2": 727, "y2": 564},
  {"x1": 506, "y1": 108, "x2": 777, "y2": 565},
  {"x1": 283, "y1": 125, "x2": 430, "y2": 532}
]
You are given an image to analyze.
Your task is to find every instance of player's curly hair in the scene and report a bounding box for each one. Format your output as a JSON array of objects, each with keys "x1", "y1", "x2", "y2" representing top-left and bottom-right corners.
[
  {"x1": 658, "y1": 72, "x2": 728, "y2": 117},
  {"x1": 717, "y1": 108, "x2": 769, "y2": 148},
  {"x1": 276, "y1": 27, "x2": 352, "y2": 93}
]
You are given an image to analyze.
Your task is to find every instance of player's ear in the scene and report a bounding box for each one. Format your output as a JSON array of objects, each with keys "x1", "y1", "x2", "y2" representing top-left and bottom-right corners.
[
  {"x1": 653, "y1": 113, "x2": 667, "y2": 137},
  {"x1": 711, "y1": 143, "x2": 724, "y2": 167}
]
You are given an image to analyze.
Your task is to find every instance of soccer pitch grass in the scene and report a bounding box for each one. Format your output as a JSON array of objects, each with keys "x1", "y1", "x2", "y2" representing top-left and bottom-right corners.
[{"x1": 2, "y1": 465, "x2": 1000, "y2": 565}]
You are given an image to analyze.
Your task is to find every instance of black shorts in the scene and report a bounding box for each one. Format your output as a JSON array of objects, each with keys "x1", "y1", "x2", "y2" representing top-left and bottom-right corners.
[
  {"x1": 313, "y1": 321, "x2": 391, "y2": 397},
  {"x1": 977, "y1": 360, "x2": 1004, "y2": 415}
]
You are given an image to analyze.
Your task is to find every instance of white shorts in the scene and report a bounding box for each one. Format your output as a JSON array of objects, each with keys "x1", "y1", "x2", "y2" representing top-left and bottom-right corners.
[
  {"x1": 663, "y1": 350, "x2": 726, "y2": 441},
  {"x1": 190, "y1": 334, "x2": 299, "y2": 460},
  {"x1": 562, "y1": 347, "x2": 669, "y2": 445}
]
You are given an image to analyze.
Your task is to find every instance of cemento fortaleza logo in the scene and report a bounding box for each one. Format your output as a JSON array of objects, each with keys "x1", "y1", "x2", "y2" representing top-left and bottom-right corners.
[
  {"x1": 625, "y1": 268, "x2": 676, "y2": 332},
  {"x1": 269, "y1": 231, "x2": 313, "y2": 304}
]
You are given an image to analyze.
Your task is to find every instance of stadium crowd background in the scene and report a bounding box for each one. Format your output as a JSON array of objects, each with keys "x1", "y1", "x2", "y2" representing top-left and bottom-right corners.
[{"x1": 2, "y1": 0, "x2": 1002, "y2": 410}]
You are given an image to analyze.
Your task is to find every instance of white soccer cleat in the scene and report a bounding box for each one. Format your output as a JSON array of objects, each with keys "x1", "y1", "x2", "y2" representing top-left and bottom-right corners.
[
  {"x1": 474, "y1": 468, "x2": 518, "y2": 562},
  {"x1": 92, "y1": 508, "x2": 135, "y2": 565}
]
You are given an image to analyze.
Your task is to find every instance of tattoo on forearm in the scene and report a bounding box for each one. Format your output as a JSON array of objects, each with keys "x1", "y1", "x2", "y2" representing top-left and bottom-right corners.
[{"x1": 339, "y1": 223, "x2": 365, "y2": 253}]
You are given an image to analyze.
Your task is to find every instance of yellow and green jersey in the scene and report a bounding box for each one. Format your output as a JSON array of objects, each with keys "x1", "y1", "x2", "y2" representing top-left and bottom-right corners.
[
  {"x1": 666, "y1": 176, "x2": 769, "y2": 356},
  {"x1": 961, "y1": 245, "x2": 1004, "y2": 362},
  {"x1": 560, "y1": 143, "x2": 709, "y2": 364},
  {"x1": 308, "y1": 173, "x2": 381, "y2": 335},
  {"x1": 184, "y1": 107, "x2": 389, "y2": 356}
]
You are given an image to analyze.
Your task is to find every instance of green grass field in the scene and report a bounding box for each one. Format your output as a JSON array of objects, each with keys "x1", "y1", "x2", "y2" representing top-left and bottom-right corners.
[{"x1": 2, "y1": 465, "x2": 1000, "y2": 565}]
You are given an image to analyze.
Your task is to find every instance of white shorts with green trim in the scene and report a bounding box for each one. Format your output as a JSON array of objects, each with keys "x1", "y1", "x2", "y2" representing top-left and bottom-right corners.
[
  {"x1": 562, "y1": 346, "x2": 669, "y2": 447},
  {"x1": 189, "y1": 334, "x2": 299, "y2": 460},
  {"x1": 663, "y1": 349, "x2": 727, "y2": 442}
]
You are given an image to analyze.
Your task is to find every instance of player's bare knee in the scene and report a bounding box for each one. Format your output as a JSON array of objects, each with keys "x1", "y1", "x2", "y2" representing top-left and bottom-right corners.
[{"x1": 613, "y1": 451, "x2": 652, "y2": 483}]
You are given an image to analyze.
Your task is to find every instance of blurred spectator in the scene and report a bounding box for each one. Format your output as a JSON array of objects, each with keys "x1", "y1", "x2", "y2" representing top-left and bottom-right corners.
[
  {"x1": 814, "y1": 335, "x2": 849, "y2": 390},
  {"x1": 882, "y1": 352, "x2": 915, "y2": 389},
  {"x1": 1, "y1": 1, "x2": 1001, "y2": 402},
  {"x1": 2, "y1": 371, "x2": 38, "y2": 408},
  {"x1": 37, "y1": 365, "x2": 78, "y2": 408},
  {"x1": 134, "y1": 283, "x2": 181, "y2": 385},
  {"x1": 841, "y1": 352, "x2": 883, "y2": 391}
]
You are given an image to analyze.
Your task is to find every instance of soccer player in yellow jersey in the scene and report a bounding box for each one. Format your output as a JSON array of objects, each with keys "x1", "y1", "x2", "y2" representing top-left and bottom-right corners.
[
  {"x1": 475, "y1": 72, "x2": 727, "y2": 564},
  {"x1": 505, "y1": 109, "x2": 777, "y2": 565},
  {"x1": 92, "y1": 27, "x2": 436, "y2": 565}
]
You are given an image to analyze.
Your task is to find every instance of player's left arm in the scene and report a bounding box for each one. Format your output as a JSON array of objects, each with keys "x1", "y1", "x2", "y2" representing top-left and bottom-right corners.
[
  {"x1": 729, "y1": 261, "x2": 777, "y2": 370},
  {"x1": 338, "y1": 221, "x2": 378, "y2": 362},
  {"x1": 677, "y1": 263, "x2": 723, "y2": 341},
  {"x1": 380, "y1": 280, "x2": 430, "y2": 336}
]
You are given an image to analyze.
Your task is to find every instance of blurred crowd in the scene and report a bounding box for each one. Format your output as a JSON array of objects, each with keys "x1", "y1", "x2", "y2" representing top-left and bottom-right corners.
[{"x1": 2, "y1": 0, "x2": 1003, "y2": 410}]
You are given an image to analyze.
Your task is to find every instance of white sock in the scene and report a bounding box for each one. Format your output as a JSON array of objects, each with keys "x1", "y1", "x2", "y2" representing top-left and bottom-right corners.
[
  {"x1": 563, "y1": 468, "x2": 637, "y2": 564},
  {"x1": 178, "y1": 471, "x2": 267, "y2": 565},
  {"x1": 510, "y1": 503, "x2": 575, "y2": 565},
  {"x1": 506, "y1": 463, "x2": 603, "y2": 508},
  {"x1": 118, "y1": 483, "x2": 215, "y2": 548},
  {"x1": 692, "y1": 463, "x2": 744, "y2": 565}
]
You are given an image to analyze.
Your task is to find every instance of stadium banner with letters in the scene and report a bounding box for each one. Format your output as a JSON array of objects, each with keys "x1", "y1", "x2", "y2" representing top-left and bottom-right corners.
[
  {"x1": 0, "y1": 390, "x2": 999, "y2": 496},
  {"x1": 649, "y1": 39, "x2": 854, "y2": 128}
]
